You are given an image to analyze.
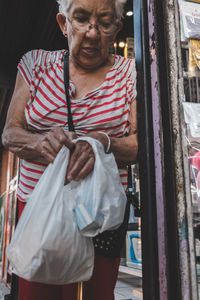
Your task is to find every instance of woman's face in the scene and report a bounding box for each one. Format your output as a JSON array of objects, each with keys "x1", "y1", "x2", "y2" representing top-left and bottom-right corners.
[{"x1": 59, "y1": 0, "x2": 121, "y2": 70}]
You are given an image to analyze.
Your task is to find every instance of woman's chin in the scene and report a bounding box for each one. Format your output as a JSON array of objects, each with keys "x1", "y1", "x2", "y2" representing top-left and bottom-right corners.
[{"x1": 76, "y1": 55, "x2": 105, "y2": 70}]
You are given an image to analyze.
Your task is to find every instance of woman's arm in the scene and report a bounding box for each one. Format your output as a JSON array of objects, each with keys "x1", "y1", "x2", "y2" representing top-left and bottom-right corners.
[
  {"x1": 86, "y1": 100, "x2": 138, "y2": 165},
  {"x1": 66, "y1": 100, "x2": 138, "y2": 181},
  {"x1": 110, "y1": 100, "x2": 138, "y2": 165},
  {"x1": 2, "y1": 72, "x2": 75, "y2": 163}
]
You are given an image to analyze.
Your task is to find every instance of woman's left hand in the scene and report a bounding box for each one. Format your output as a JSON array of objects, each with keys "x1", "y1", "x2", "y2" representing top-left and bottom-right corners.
[{"x1": 66, "y1": 141, "x2": 95, "y2": 182}]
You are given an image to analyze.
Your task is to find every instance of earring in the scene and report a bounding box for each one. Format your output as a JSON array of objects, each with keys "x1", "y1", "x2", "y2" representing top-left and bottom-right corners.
[{"x1": 63, "y1": 32, "x2": 68, "y2": 38}]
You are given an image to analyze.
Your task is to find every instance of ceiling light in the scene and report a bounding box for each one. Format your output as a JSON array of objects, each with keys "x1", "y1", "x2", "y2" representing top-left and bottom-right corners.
[
  {"x1": 126, "y1": 11, "x2": 133, "y2": 16},
  {"x1": 119, "y1": 42, "x2": 125, "y2": 48}
]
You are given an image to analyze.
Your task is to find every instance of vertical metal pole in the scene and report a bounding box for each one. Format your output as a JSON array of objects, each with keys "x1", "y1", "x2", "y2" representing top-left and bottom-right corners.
[
  {"x1": 153, "y1": 0, "x2": 182, "y2": 297},
  {"x1": 134, "y1": 0, "x2": 160, "y2": 299}
]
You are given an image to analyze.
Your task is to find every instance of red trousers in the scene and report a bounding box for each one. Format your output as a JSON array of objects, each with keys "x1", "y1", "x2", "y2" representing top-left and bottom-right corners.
[{"x1": 18, "y1": 200, "x2": 121, "y2": 300}]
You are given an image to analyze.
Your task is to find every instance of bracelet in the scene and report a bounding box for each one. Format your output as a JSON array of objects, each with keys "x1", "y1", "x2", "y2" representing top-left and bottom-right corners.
[{"x1": 98, "y1": 131, "x2": 111, "y2": 153}]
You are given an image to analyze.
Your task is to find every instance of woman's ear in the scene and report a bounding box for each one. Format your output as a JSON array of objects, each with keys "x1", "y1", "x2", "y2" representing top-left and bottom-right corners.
[{"x1": 56, "y1": 13, "x2": 67, "y2": 35}]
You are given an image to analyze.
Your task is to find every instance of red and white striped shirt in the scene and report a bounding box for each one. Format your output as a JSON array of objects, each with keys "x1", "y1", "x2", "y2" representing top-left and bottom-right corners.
[{"x1": 17, "y1": 49, "x2": 137, "y2": 202}]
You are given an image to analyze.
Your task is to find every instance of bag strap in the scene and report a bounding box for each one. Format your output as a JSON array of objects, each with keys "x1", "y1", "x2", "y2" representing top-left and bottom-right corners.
[{"x1": 63, "y1": 51, "x2": 75, "y2": 132}]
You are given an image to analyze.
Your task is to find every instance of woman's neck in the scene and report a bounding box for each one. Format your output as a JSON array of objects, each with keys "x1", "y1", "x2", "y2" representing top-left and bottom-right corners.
[
  {"x1": 67, "y1": 54, "x2": 116, "y2": 100},
  {"x1": 69, "y1": 54, "x2": 115, "y2": 75}
]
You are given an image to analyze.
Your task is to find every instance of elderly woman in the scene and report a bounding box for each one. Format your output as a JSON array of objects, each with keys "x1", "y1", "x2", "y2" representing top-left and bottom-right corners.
[{"x1": 2, "y1": 0, "x2": 138, "y2": 299}]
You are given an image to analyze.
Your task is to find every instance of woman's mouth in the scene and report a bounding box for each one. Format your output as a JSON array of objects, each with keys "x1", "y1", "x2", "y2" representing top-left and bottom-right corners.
[{"x1": 82, "y1": 47, "x2": 98, "y2": 56}]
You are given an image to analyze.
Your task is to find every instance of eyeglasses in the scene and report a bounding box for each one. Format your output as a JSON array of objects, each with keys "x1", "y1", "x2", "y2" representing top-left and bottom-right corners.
[{"x1": 67, "y1": 16, "x2": 119, "y2": 36}]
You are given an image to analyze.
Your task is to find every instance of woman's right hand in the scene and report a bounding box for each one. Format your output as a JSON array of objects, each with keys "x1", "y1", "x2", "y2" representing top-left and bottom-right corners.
[
  {"x1": 37, "y1": 128, "x2": 76, "y2": 163},
  {"x1": 2, "y1": 72, "x2": 77, "y2": 163}
]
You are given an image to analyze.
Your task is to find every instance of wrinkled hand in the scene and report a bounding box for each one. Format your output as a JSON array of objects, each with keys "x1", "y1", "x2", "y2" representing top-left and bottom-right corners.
[
  {"x1": 66, "y1": 141, "x2": 95, "y2": 182},
  {"x1": 38, "y1": 127, "x2": 76, "y2": 163}
]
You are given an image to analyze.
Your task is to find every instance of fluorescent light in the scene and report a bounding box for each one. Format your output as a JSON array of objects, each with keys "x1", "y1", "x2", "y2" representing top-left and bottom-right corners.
[{"x1": 126, "y1": 11, "x2": 133, "y2": 16}]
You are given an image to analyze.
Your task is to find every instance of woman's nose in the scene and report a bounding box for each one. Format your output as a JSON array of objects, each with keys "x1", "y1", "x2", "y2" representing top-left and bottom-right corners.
[{"x1": 86, "y1": 26, "x2": 100, "y2": 39}]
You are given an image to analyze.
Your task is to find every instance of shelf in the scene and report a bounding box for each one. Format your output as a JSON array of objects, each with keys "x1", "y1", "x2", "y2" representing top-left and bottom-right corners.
[{"x1": 119, "y1": 265, "x2": 142, "y2": 278}]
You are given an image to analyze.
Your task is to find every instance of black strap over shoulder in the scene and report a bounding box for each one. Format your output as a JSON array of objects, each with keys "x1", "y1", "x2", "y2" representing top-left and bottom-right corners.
[
  {"x1": 63, "y1": 50, "x2": 140, "y2": 216},
  {"x1": 63, "y1": 51, "x2": 75, "y2": 132},
  {"x1": 63, "y1": 49, "x2": 140, "y2": 257}
]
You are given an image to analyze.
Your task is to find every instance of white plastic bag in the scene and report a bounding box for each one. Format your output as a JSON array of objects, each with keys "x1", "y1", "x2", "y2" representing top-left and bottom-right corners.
[
  {"x1": 183, "y1": 102, "x2": 200, "y2": 141},
  {"x1": 7, "y1": 146, "x2": 94, "y2": 285},
  {"x1": 73, "y1": 137, "x2": 127, "y2": 237}
]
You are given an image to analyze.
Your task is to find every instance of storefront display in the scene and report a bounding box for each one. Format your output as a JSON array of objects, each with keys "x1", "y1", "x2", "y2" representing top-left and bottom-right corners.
[
  {"x1": 183, "y1": 102, "x2": 200, "y2": 287},
  {"x1": 180, "y1": 0, "x2": 200, "y2": 288}
]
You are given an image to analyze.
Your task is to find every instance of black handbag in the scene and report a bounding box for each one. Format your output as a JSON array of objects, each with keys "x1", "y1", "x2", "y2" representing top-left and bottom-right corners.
[{"x1": 63, "y1": 51, "x2": 140, "y2": 258}]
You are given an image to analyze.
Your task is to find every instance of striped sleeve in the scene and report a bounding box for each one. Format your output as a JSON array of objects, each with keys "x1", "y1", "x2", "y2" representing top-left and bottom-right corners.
[{"x1": 17, "y1": 50, "x2": 39, "y2": 87}]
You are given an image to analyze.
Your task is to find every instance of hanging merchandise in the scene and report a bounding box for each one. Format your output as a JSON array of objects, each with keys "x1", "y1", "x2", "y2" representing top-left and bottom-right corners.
[
  {"x1": 179, "y1": 0, "x2": 200, "y2": 41},
  {"x1": 190, "y1": 39, "x2": 200, "y2": 69},
  {"x1": 183, "y1": 102, "x2": 200, "y2": 215},
  {"x1": 188, "y1": 39, "x2": 200, "y2": 77},
  {"x1": 183, "y1": 102, "x2": 200, "y2": 142}
]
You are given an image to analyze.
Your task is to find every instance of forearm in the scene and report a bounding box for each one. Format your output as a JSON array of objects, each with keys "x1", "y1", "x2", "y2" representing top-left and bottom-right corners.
[
  {"x1": 2, "y1": 126, "x2": 46, "y2": 162},
  {"x1": 110, "y1": 134, "x2": 138, "y2": 165},
  {"x1": 86, "y1": 132, "x2": 138, "y2": 166}
]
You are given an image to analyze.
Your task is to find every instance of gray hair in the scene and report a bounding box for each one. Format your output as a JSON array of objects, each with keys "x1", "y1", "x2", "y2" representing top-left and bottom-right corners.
[{"x1": 57, "y1": 0, "x2": 127, "y2": 19}]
